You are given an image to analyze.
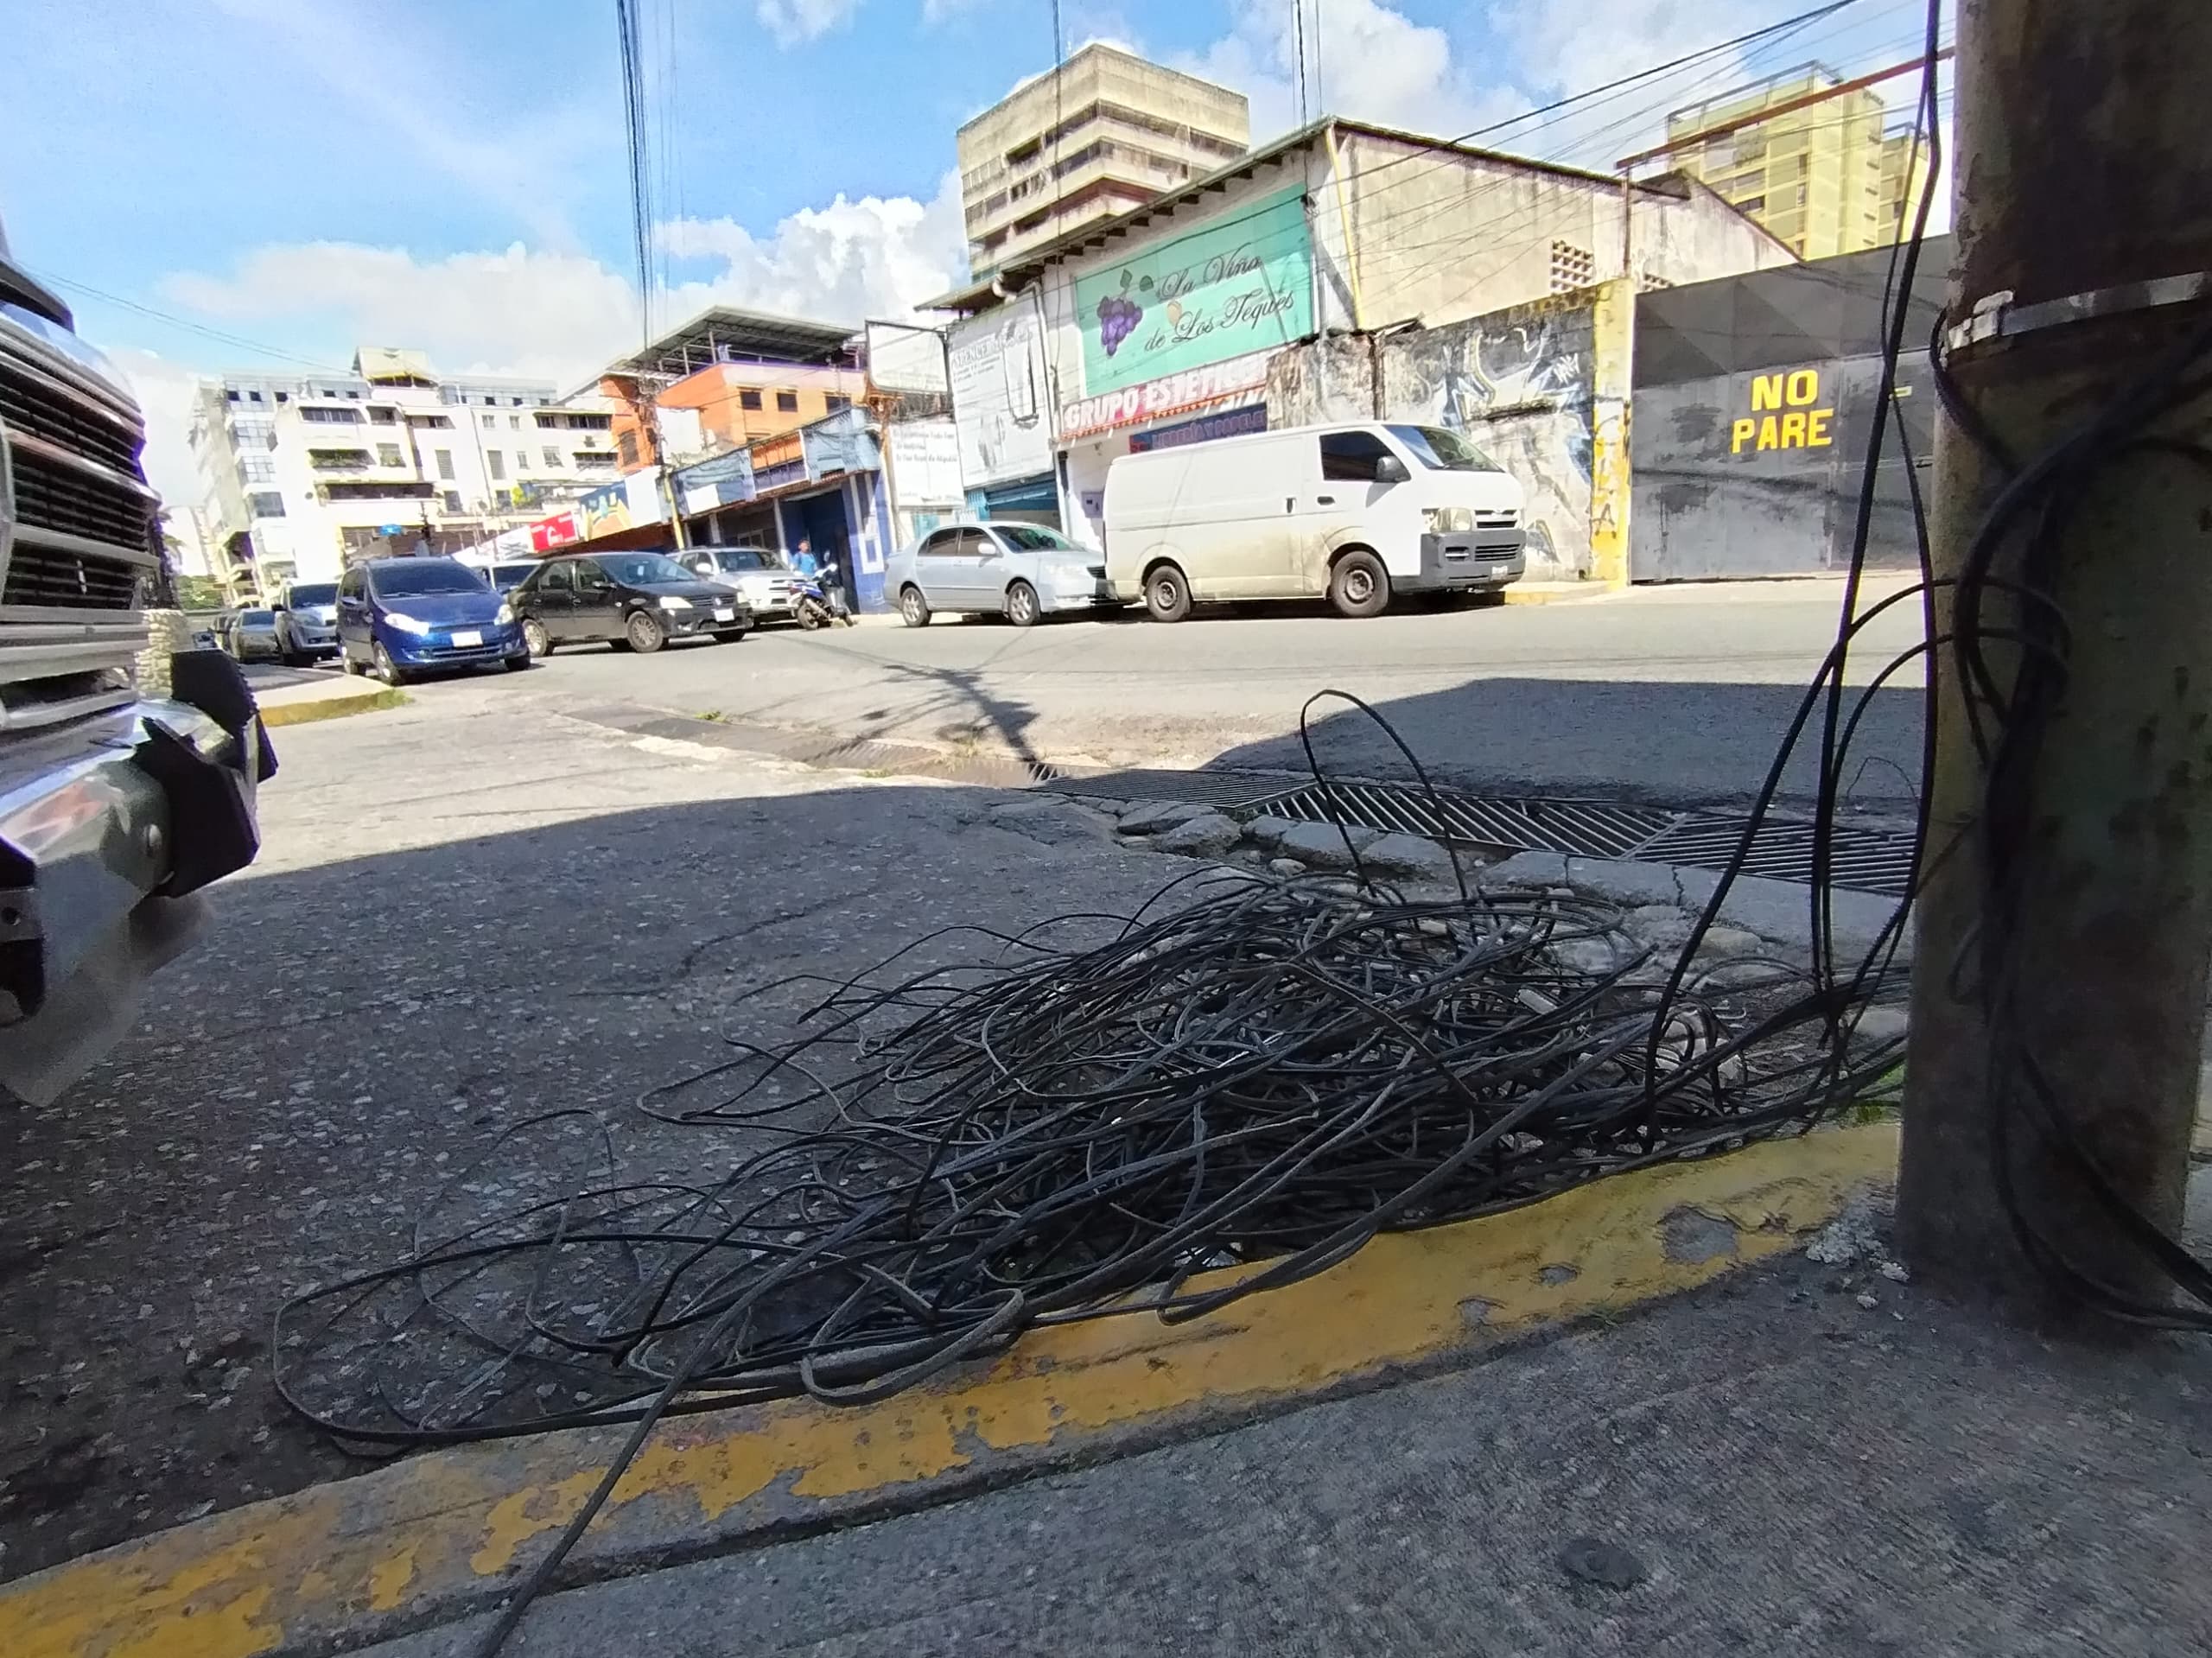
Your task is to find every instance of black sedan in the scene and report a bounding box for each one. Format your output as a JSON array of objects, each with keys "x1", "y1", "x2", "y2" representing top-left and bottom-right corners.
[{"x1": 509, "y1": 550, "x2": 753, "y2": 657}]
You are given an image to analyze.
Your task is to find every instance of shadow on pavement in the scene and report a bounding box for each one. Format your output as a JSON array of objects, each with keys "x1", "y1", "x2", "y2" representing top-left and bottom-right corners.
[
  {"x1": 0, "y1": 776, "x2": 1162, "y2": 1583},
  {"x1": 1211, "y1": 675, "x2": 1926, "y2": 810}
]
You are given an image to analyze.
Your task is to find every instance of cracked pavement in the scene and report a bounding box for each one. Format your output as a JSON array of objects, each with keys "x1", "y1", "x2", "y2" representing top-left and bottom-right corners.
[{"x1": 0, "y1": 673, "x2": 1170, "y2": 1582}]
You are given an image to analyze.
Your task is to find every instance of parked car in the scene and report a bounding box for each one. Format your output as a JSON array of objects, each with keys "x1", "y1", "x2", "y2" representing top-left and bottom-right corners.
[
  {"x1": 486, "y1": 561, "x2": 540, "y2": 593},
  {"x1": 271, "y1": 580, "x2": 340, "y2": 664},
  {"x1": 508, "y1": 551, "x2": 752, "y2": 657},
  {"x1": 224, "y1": 607, "x2": 283, "y2": 662},
  {"x1": 1103, "y1": 422, "x2": 1528, "y2": 621},
  {"x1": 677, "y1": 545, "x2": 799, "y2": 622},
  {"x1": 0, "y1": 211, "x2": 266, "y2": 1101},
  {"x1": 886, "y1": 523, "x2": 1109, "y2": 628},
  {"x1": 336, "y1": 556, "x2": 528, "y2": 684}
]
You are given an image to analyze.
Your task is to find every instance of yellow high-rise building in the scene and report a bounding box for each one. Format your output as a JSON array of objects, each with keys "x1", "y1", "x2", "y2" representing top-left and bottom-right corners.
[{"x1": 1666, "y1": 65, "x2": 1930, "y2": 259}]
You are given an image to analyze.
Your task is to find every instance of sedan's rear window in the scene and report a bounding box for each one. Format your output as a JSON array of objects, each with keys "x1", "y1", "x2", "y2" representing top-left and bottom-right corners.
[{"x1": 238, "y1": 609, "x2": 274, "y2": 625}]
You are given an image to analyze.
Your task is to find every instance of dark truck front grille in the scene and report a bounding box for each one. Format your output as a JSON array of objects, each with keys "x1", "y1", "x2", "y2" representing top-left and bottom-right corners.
[
  {"x1": 0, "y1": 354, "x2": 141, "y2": 477},
  {"x1": 8, "y1": 448, "x2": 159, "y2": 573},
  {"x1": 3, "y1": 537, "x2": 143, "y2": 608}
]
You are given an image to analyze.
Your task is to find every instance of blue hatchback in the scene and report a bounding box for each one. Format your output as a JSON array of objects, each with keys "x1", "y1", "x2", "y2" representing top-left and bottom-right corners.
[{"x1": 337, "y1": 557, "x2": 529, "y2": 685}]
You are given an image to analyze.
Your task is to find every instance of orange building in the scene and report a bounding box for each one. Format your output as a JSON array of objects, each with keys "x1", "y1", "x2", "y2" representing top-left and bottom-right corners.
[{"x1": 596, "y1": 306, "x2": 865, "y2": 470}]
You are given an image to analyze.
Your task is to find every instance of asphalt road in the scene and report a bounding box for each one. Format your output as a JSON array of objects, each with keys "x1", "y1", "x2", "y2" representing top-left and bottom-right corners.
[
  {"x1": 0, "y1": 684, "x2": 1169, "y2": 1582},
  {"x1": 405, "y1": 578, "x2": 1928, "y2": 809}
]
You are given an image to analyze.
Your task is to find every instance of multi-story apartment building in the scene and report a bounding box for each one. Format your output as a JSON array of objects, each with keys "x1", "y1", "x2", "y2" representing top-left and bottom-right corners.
[
  {"x1": 1664, "y1": 64, "x2": 1930, "y2": 259},
  {"x1": 190, "y1": 347, "x2": 619, "y2": 588},
  {"x1": 597, "y1": 305, "x2": 868, "y2": 472},
  {"x1": 957, "y1": 43, "x2": 1249, "y2": 273}
]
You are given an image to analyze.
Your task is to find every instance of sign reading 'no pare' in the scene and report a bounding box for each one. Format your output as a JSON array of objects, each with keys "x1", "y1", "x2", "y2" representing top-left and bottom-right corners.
[{"x1": 1730, "y1": 368, "x2": 1835, "y2": 454}]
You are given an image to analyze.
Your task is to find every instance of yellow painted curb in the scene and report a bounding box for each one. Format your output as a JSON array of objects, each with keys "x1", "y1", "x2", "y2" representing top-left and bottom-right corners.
[
  {"x1": 258, "y1": 689, "x2": 407, "y2": 729},
  {"x1": 1499, "y1": 583, "x2": 1625, "y2": 607},
  {"x1": 0, "y1": 1123, "x2": 1897, "y2": 1658}
]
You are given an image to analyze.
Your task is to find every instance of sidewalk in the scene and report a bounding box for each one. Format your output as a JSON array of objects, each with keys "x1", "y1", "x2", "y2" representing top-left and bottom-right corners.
[
  {"x1": 364, "y1": 1251, "x2": 2212, "y2": 1657},
  {"x1": 250, "y1": 666, "x2": 406, "y2": 727}
]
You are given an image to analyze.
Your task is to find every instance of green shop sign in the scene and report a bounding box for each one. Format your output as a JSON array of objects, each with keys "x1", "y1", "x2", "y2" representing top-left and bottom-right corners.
[{"x1": 1076, "y1": 186, "x2": 1313, "y2": 397}]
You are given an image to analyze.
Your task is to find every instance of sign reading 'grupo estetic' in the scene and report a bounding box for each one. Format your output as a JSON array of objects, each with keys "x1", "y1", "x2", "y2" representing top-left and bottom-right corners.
[
  {"x1": 1730, "y1": 368, "x2": 1836, "y2": 454},
  {"x1": 1075, "y1": 187, "x2": 1313, "y2": 399}
]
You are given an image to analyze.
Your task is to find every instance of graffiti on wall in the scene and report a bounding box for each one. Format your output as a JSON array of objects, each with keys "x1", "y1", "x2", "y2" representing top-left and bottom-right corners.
[{"x1": 1378, "y1": 303, "x2": 1598, "y2": 579}]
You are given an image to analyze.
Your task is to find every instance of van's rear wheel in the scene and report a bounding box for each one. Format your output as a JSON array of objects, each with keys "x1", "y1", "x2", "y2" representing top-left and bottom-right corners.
[
  {"x1": 1328, "y1": 549, "x2": 1390, "y2": 619},
  {"x1": 1144, "y1": 563, "x2": 1192, "y2": 623}
]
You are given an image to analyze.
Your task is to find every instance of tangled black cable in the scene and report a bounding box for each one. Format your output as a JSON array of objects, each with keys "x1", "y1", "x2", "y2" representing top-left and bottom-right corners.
[{"x1": 273, "y1": 850, "x2": 1904, "y2": 1452}]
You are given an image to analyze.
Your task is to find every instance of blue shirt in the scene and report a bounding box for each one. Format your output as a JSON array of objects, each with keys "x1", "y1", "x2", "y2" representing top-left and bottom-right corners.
[{"x1": 791, "y1": 550, "x2": 819, "y2": 577}]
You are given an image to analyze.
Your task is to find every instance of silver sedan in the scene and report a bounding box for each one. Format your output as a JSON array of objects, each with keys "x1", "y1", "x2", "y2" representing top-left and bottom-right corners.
[
  {"x1": 223, "y1": 607, "x2": 284, "y2": 662},
  {"x1": 885, "y1": 522, "x2": 1113, "y2": 628}
]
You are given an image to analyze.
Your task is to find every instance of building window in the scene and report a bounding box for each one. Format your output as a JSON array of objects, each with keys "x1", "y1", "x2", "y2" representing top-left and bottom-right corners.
[
  {"x1": 377, "y1": 443, "x2": 404, "y2": 467},
  {"x1": 247, "y1": 491, "x2": 286, "y2": 518},
  {"x1": 1548, "y1": 239, "x2": 1595, "y2": 293},
  {"x1": 510, "y1": 397, "x2": 523, "y2": 407},
  {"x1": 250, "y1": 390, "x2": 264, "y2": 403},
  {"x1": 435, "y1": 448, "x2": 455, "y2": 480},
  {"x1": 543, "y1": 445, "x2": 562, "y2": 467},
  {"x1": 738, "y1": 388, "x2": 762, "y2": 411},
  {"x1": 513, "y1": 451, "x2": 528, "y2": 472},
  {"x1": 619, "y1": 431, "x2": 639, "y2": 466},
  {"x1": 509, "y1": 415, "x2": 522, "y2": 429},
  {"x1": 301, "y1": 405, "x2": 364, "y2": 423},
  {"x1": 408, "y1": 413, "x2": 453, "y2": 429},
  {"x1": 238, "y1": 456, "x2": 276, "y2": 485},
  {"x1": 486, "y1": 450, "x2": 505, "y2": 480},
  {"x1": 575, "y1": 450, "x2": 617, "y2": 468},
  {"x1": 825, "y1": 393, "x2": 850, "y2": 413},
  {"x1": 442, "y1": 490, "x2": 463, "y2": 513},
  {"x1": 481, "y1": 413, "x2": 497, "y2": 429},
  {"x1": 226, "y1": 389, "x2": 240, "y2": 403},
  {"x1": 368, "y1": 405, "x2": 397, "y2": 424},
  {"x1": 775, "y1": 390, "x2": 799, "y2": 413}
]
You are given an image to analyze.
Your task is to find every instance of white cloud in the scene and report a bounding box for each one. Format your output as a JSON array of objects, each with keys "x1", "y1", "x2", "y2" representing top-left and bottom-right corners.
[
  {"x1": 152, "y1": 173, "x2": 964, "y2": 404},
  {"x1": 108, "y1": 349, "x2": 211, "y2": 523},
  {"x1": 757, "y1": 0, "x2": 861, "y2": 47},
  {"x1": 1185, "y1": 0, "x2": 1525, "y2": 146},
  {"x1": 1493, "y1": 0, "x2": 1762, "y2": 98}
]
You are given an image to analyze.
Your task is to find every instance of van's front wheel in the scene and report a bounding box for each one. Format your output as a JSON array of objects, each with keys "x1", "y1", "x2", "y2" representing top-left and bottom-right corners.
[
  {"x1": 1144, "y1": 563, "x2": 1192, "y2": 623},
  {"x1": 1328, "y1": 549, "x2": 1390, "y2": 619}
]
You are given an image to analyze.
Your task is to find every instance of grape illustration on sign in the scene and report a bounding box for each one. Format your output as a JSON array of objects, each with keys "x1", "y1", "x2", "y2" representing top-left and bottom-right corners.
[{"x1": 1077, "y1": 187, "x2": 1314, "y2": 396}]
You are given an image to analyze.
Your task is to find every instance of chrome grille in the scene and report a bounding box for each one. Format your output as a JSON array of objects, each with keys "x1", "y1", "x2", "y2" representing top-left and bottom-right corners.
[
  {"x1": 8, "y1": 448, "x2": 157, "y2": 555},
  {"x1": 3, "y1": 542, "x2": 142, "y2": 609},
  {"x1": 0, "y1": 355, "x2": 141, "y2": 477}
]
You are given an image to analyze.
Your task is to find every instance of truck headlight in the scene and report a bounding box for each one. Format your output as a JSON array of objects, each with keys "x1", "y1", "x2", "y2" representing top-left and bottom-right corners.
[
  {"x1": 1424, "y1": 507, "x2": 1475, "y2": 535},
  {"x1": 384, "y1": 612, "x2": 430, "y2": 635},
  {"x1": 657, "y1": 595, "x2": 692, "y2": 613}
]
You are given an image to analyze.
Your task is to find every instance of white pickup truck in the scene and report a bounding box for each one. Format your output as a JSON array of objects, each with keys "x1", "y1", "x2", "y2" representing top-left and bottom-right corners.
[{"x1": 678, "y1": 545, "x2": 800, "y2": 621}]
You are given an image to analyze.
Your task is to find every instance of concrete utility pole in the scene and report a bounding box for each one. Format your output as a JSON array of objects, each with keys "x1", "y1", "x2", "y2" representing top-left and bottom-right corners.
[{"x1": 1897, "y1": 0, "x2": 2212, "y2": 1316}]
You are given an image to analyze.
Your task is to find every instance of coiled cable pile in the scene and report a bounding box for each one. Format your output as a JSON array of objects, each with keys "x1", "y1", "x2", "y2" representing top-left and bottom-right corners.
[{"x1": 272, "y1": 867, "x2": 1901, "y2": 1449}]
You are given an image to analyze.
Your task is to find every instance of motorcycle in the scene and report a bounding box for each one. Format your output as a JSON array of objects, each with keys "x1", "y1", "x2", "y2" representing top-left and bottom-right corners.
[{"x1": 792, "y1": 561, "x2": 855, "y2": 630}]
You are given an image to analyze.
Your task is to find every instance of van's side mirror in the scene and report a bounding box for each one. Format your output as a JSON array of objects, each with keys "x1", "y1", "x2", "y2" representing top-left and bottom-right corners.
[{"x1": 1375, "y1": 455, "x2": 1409, "y2": 484}]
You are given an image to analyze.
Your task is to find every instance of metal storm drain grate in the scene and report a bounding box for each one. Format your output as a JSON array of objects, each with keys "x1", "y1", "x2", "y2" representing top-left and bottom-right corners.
[
  {"x1": 1054, "y1": 769, "x2": 1919, "y2": 898},
  {"x1": 1257, "y1": 780, "x2": 1674, "y2": 860},
  {"x1": 1633, "y1": 817, "x2": 1917, "y2": 899}
]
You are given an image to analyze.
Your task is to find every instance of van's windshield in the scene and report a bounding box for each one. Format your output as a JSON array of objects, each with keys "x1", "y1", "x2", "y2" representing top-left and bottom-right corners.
[{"x1": 1386, "y1": 425, "x2": 1500, "y2": 473}]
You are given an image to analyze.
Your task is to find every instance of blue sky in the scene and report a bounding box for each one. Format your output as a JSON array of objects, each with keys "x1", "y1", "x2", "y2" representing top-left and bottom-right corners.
[{"x1": 1, "y1": 0, "x2": 1948, "y2": 500}]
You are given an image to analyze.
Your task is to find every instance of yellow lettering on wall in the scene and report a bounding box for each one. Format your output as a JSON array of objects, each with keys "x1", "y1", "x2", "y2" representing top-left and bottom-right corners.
[
  {"x1": 1779, "y1": 412, "x2": 1808, "y2": 447},
  {"x1": 1806, "y1": 408, "x2": 1834, "y2": 447},
  {"x1": 1731, "y1": 417, "x2": 1758, "y2": 453},
  {"x1": 1785, "y1": 369, "x2": 1820, "y2": 406},
  {"x1": 1751, "y1": 374, "x2": 1785, "y2": 412},
  {"x1": 1756, "y1": 416, "x2": 1779, "y2": 451}
]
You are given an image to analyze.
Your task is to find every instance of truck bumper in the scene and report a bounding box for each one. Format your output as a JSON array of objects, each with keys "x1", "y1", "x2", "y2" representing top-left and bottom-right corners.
[
  {"x1": 1400, "y1": 531, "x2": 1528, "y2": 591},
  {"x1": 0, "y1": 649, "x2": 270, "y2": 1102}
]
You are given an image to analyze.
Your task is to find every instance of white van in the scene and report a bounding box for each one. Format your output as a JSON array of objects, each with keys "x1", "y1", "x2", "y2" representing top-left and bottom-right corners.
[{"x1": 1103, "y1": 422, "x2": 1527, "y2": 621}]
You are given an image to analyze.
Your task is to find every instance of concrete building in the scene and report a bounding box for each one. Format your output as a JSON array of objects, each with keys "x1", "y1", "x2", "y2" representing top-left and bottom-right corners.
[
  {"x1": 190, "y1": 347, "x2": 619, "y2": 588},
  {"x1": 957, "y1": 42, "x2": 1249, "y2": 274},
  {"x1": 1664, "y1": 65, "x2": 1931, "y2": 259},
  {"x1": 593, "y1": 306, "x2": 867, "y2": 472},
  {"x1": 925, "y1": 116, "x2": 1795, "y2": 553}
]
